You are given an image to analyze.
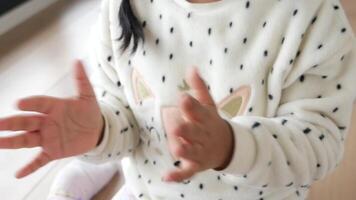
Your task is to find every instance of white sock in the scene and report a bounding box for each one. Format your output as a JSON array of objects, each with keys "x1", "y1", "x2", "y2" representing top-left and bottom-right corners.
[{"x1": 47, "y1": 159, "x2": 119, "y2": 200}]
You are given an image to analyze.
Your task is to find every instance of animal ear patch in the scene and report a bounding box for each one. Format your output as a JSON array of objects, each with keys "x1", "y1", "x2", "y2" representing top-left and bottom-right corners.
[
  {"x1": 177, "y1": 79, "x2": 190, "y2": 92},
  {"x1": 220, "y1": 96, "x2": 243, "y2": 117},
  {"x1": 217, "y1": 85, "x2": 251, "y2": 119},
  {"x1": 132, "y1": 68, "x2": 154, "y2": 104}
]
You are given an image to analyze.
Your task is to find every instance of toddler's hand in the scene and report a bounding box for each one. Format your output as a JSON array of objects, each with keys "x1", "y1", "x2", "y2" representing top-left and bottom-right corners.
[
  {"x1": 0, "y1": 60, "x2": 104, "y2": 178},
  {"x1": 162, "y1": 67, "x2": 234, "y2": 182}
]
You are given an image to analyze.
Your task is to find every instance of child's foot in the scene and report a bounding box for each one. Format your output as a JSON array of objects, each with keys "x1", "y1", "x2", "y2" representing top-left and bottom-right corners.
[{"x1": 47, "y1": 159, "x2": 119, "y2": 200}]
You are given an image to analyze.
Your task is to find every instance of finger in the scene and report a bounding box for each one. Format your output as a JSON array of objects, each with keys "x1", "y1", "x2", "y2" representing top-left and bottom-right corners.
[
  {"x1": 0, "y1": 114, "x2": 43, "y2": 132},
  {"x1": 163, "y1": 160, "x2": 200, "y2": 182},
  {"x1": 174, "y1": 143, "x2": 204, "y2": 162},
  {"x1": 170, "y1": 137, "x2": 197, "y2": 160},
  {"x1": 162, "y1": 107, "x2": 187, "y2": 159},
  {"x1": 74, "y1": 59, "x2": 96, "y2": 101},
  {"x1": 185, "y1": 67, "x2": 216, "y2": 107},
  {"x1": 15, "y1": 151, "x2": 51, "y2": 179},
  {"x1": 17, "y1": 95, "x2": 60, "y2": 114},
  {"x1": 171, "y1": 120, "x2": 203, "y2": 144},
  {"x1": 0, "y1": 131, "x2": 41, "y2": 149},
  {"x1": 178, "y1": 92, "x2": 210, "y2": 124}
]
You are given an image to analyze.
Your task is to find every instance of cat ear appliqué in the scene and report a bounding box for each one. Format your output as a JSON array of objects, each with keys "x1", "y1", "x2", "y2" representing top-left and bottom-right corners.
[
  {"x1": 178, "y1": 79, "x2": 190, "y2": 92},
  {"x1": 217, "y1": 85, "x2": 251, "y2": 119},
  {"x1": 132, "y1": 68, "x2": 154, "y2": 104}
]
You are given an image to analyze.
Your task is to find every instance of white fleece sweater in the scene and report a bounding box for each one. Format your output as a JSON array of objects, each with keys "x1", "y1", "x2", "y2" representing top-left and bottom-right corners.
[{"x1": 79, "y1": 0, "x2": 356, "y2": 199}]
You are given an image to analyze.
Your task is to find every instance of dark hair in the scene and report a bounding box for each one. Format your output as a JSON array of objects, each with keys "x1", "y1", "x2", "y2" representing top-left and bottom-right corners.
[{"x1": 118, "y1": 0, "x2": 145, "y2": 54}]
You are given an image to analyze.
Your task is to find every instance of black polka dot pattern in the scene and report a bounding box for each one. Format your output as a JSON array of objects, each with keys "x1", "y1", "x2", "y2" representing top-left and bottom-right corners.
[
  {"x1": 243, "y1": 37, "x2": 248, "y2": 44},
  {"x1": 268, "y1": 94, "x2": 273, "y2": 100},
  {"x1": 293, "y1": 9, "x2": 298, "y2": 16},
  {"x1": 174, "y1": 160, "x2": 181, "y2": 167},
  {"x1": 303, "y1": 128, "x2": 311, "y2": 134},
  {"x1": 264, "y1": 50, "x2": 268, "y2": 57},
  {"x1": 245, "y1": 1, "x2": 250, "y2": 9},
  {"x1": 252, "y1": 122, "x2": 261, "y2": 129},
  {"x1": 87, "y1": 1, "x2": 356, "y2": 199}
]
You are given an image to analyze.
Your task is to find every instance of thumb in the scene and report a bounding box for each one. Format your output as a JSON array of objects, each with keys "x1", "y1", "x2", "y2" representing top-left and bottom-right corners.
[{"x1": 74, "y1": 59, "x2": 96, "y2": 101}]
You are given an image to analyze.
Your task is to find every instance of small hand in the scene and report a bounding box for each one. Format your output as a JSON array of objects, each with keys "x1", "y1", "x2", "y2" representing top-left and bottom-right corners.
[
  {"x1": 0, "y1": 60, "x2": 104, "y2": 178},
  {"x1": 162, "y1": 67, "x2": 234, "y2": 182}
]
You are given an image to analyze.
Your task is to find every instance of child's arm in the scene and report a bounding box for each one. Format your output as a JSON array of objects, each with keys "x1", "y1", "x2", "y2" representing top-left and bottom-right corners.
[
  {"x1": 217, "y1": 0, "x2": 356, "y2": 188},
  {"x1": 78, "y1": 0, "x2": 140, "y2": 164}
]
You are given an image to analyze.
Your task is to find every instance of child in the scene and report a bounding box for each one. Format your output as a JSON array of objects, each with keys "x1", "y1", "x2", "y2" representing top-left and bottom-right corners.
[{"x1": 0, "y1": 0, "x2": 355, "y2": 199}]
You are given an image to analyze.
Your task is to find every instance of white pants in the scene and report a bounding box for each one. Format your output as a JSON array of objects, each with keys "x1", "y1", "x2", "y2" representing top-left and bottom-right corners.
[{"x1": 112, "y1": 184, "x2": 138, "y2": 200}]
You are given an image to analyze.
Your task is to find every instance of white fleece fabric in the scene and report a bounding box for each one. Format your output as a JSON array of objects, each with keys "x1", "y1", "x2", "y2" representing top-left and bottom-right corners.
[{"x1": 79, "y1": 0, "x2": 356, "y2": 199}]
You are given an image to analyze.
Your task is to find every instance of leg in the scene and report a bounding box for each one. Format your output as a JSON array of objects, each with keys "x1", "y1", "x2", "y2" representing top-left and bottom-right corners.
[
  {"x1": 47, "y1": 159, "x2": 119, "y2": 200},
  {"x1": 112, "y1": 184, "x2": 138, "y2": 200}
]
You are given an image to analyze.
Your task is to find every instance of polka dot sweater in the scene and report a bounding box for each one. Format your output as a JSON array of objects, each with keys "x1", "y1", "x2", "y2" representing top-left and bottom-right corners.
[{"x1": 79, "y1": 0, "x2": 356, "y2": 199}]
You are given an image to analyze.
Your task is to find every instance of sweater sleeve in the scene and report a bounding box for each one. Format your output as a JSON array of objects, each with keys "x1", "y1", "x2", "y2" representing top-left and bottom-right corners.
[
  {"x1": 217, "y1": 0, "x2": 356, "y2": 189},
  {"x1": 78, "y1": 0, "x2": 140, "y2": 164}
]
